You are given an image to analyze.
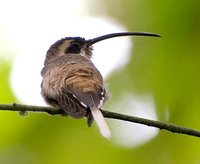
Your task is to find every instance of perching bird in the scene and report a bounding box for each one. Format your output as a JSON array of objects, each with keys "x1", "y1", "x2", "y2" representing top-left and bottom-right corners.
[{"x1": 41, "y1": 32, "x2": 160, "y2": 138}]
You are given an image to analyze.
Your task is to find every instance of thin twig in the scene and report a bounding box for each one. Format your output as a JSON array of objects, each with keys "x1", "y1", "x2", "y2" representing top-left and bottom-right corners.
[{"x1": 0, "y1": 103, "x2": 200, "y2": 138}]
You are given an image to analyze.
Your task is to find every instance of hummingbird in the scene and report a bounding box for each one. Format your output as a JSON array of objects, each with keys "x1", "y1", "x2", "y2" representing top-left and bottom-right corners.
[{"x1": 41, "y1": 32, "x2": 160, "y2": 138}]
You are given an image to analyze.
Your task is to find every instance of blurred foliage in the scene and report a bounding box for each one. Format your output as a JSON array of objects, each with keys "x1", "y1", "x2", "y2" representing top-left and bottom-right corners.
[
  {"x1": 99, "y1": 0, "x2": 200, "y2": 163},
  {"x1": 0, "y1": 60, "x2": 15, "y2": 102},
  {"x1": 1, "y1": 0, "x2": 200, "y2": 164}
]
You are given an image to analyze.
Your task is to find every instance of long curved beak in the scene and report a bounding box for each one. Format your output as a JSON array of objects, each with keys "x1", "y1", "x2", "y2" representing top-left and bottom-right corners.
[{"x1": 87, "y1": 32, "x2": 161, "y2": 45}]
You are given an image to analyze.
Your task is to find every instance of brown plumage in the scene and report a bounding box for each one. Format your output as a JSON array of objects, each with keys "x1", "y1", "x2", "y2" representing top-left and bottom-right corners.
[
  {"x1": 41, "y1": 32, "x2": 160, "y2": 138},
  {"x1": 41, "y1": 52, "x2": 105, "y2": 124},
  {"x1": 41, "y1": 37, "x2": 110, "y2": 137}
]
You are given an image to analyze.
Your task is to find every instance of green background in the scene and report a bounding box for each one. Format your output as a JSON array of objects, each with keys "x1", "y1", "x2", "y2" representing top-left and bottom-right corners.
[{"x1": 1, "y1": 0, "x2": 200, "y2": 163}]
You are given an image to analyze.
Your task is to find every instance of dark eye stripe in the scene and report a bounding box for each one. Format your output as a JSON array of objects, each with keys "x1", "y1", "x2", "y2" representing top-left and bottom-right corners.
[{"x1": 65, "y1": 42, "x2": 81, "y2": 54}]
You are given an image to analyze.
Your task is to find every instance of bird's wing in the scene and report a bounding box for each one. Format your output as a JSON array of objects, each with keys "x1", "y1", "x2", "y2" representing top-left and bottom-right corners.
[
  {"x1": 62, "y1": 85, "x2": 110, "y2": 138},
  {"x1": 55, "y1": 90, "x2": 89, "y2": 119}
]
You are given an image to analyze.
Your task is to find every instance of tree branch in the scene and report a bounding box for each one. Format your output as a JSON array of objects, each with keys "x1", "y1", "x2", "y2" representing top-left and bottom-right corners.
[{"x1": 0, "y1": 103, "x2": 200, "y2": 138}]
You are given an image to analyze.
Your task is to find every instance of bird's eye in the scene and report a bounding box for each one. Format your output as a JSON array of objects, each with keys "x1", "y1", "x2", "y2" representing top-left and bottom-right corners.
[
  {"x1": 71, "y1": 42, "x2": 80, "y2": 49},
  {"x1": 65, "y1": 42, "x2": 81, "y2": 54}
]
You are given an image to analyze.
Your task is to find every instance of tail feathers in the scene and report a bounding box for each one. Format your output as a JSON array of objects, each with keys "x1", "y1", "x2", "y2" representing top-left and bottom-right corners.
[{"x1": 91, "y1": 107, "x2": 111, "y2": 139}]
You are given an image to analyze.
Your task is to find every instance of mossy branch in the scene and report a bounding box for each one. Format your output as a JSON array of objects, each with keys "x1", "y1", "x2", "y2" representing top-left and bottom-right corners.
[{"x1": 0, "y1": 103, "x2": 200, "y2": 138}]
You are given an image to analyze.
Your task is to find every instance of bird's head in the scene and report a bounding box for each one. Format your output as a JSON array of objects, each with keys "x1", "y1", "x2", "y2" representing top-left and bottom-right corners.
[{"x1": 45, "y1": 32, "x2": 160, "y2": 64}]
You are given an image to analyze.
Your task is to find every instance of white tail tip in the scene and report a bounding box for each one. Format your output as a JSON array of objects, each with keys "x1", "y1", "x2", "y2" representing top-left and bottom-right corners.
[{"x1": 91, "y1": 108, "x2": 111, "y2": 139}]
